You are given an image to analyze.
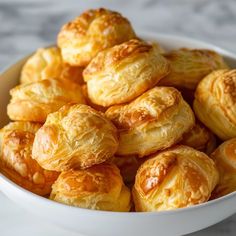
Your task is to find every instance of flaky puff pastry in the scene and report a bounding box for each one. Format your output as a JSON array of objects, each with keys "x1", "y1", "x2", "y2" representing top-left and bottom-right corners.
[
  {"x1": 181, "y1": 122, "x2": 216, "y2": 155},
  {"x1": 112, "y1": 155, "x2": 145, "y2": 184},
  {"x1": 32, "y1": 104, "x2": 118, "y2": 171},
  {"x1": 106, "y1": 87, "x2": 195, "y2": 157},
  {"x1": 194, "y1": 69, "x2": 236, "y2": 140},
  {"x1": 159, "y1": 48, "x2": 228, "y2": 90},
  {"x1": 7, "y1": 79, "x2": 86, "y2": 123},
  {"x1": 58, "y1": 8, "x2": 136, "y2": 67},
  {"x1": 20, "y1": 47, "x2": 84, "y2": 84},
  {"x1": 50, "y1": 163, "x2": 131, "y2": 212},
  {"x1": 133, "y1": 145, "x2": 219, "y2": 212},
  {"x1": 210, "y1": 138, "x2": 236, "y2": 199},
  {"x1": 0, "y1": 122, "x2": 59, "y2": 196},
  {"x1": 83, "y1": 39, "x2": 170, "y2": 107},
  {"x1": 81, "y1": 84, "x2": 107, "y2": 113}
]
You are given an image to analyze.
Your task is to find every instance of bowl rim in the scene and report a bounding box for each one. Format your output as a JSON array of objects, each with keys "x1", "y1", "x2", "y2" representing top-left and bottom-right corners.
[
  {"x1": 1, "y1": 31, "x2": 236, "y2": 216},
  {"x1": 1, "y1": 168, "x2": 236, "y2": 216}
]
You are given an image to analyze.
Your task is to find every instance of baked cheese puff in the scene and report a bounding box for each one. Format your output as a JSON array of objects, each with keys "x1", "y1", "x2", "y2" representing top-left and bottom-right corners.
[
  {"x1": 181, "y1": 121, "x2": 216, "y2": 155},
  {"x1": 20, "y1": 47, "x2": 84, "y2": 84},
  {"x1": 83, "y1": 39, "x2": 170, "y2": 107},
  {"x1": 106, "y1": 87, "x2": 195, "y2": 157},
  {"x1": 0, "y1": 122, "x2": 59, "y2": 196},
  {"x1": 50, "y1": 163, "x2": 131, "y2": 212},
  {"x1": 194, "y1": 69, "x2": 236, "y2": 140},
  {"x1": 7, "y1": 79, "x2": 86, "y2": 123},
  {"x1": 159, "y1": 48, "x2": 228, "y2": 90},
  {"x1": 112, "y1": 155, "x2": 145, "y2": 184},
  {"x1": 81, "y1": 84, "x2": 107, "y2": 113},
  {"x1": 58, "y1": 8, "x2": 136, "y2": 66},
  {"x1": 133, "y1": 145, "x2": 219, "y2": 212},
  {"x1": 211, "y1": 138, "x2": 236, "y2": 199},
  {"x1": 32, "y1": 104, "x2": 118, "y2": 171}
]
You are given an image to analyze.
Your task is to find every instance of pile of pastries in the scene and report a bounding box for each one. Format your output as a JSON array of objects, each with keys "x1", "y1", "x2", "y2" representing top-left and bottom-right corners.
[{"x1": 1, "y1": 8, "x2": 236, "y2": 212}]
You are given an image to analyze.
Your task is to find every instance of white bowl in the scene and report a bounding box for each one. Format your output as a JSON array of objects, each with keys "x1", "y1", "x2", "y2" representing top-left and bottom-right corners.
[{"x1": 0, "y1": 32, "x2": 236, "y2": 236}]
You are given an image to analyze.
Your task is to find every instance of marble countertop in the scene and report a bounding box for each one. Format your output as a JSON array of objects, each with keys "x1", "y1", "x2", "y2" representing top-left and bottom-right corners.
[{"x1": 0, "y1": 0, "x2": 236, "y2": 235}]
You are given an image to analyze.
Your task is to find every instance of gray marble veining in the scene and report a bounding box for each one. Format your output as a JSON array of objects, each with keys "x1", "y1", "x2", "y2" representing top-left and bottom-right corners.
[
  {"x1": 0, "y1": 0, "x2": 236, "y2": 235},
  {"x1": 0, "y1": 0, "x2": 236, "y2": 70}
]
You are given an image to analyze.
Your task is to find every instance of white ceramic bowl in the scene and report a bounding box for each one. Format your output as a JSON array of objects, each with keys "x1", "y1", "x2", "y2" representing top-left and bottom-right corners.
[{"x1": 1, "y1": 32, "x2": 236, "y2": 236}]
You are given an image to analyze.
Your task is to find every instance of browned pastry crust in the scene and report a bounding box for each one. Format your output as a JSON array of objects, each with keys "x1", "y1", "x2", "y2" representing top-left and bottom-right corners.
[
  {"x1": 211, "y1": 138, "x2": 236, "y2": 199},
  {"x1": 81, "y1": 84, "x2": 107, "y2": 112},
  {"x1": 20, "y1": 47, "x2": 84, "y2": 84},
  {"x1": 50, "y1": 163, "x2": 131, "y2": 212},
  {"x1": 7, "y1": 79, "x2": 86, "y2": 123},
  {"x1": 32, "y1": 104, "x2": 118, "y2": 171},
  {"x1": 133, "y1": 145, "x2": 219, "y2": 211},
  {"x1": 106, "y1": 86, "x2": 195, "y2": 157},
  {"x1": 0, "y1": 122, "x2": 59, "y2": 196},
  {"x1": 159, "y1": 48, "x2": 229, "y2": 90},
  {"x1": 83, "y1": 39, "x2": 170, "y2": 107},
  {"x1": 181, "y1": 121, "x2": 216, "y2": 155},
  {"x1": 58, "y1": 8, "x2": 136, "y2": 66},
  {"x1": 193, "y1": 69, "x2": 236, "y2": 140}
]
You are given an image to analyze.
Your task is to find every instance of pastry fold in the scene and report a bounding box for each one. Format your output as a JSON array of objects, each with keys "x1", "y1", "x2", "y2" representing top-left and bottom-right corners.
[
  {"x1": 7, "y1": 79, "x2": 86, "y2": 123},
  {"x1": 133, "y1": 145, "x2": 219, "y2": 211},
  {"x1": 32, "y1": 104, "x2": 118, "y2": 171},
  {"x1": 194, "y1": 69, "x2": 236, "y2": 140},
  {"x1": 50, "y1": 163, "x2": 131, "y2": 212},
  {"x1": 211, "y1": 138, "x2": 236, "y2": 199},
  {"x1": 83, "y1": 39, "x2": 170, "y2": 107},
  {"x1": 0, "y1": 122, "x2": 59, "y2": 195},
  {"x1": 58, "y1": 8, "x2": 136, "y2": 66},
  {"x1": 20, "y1": 47, "x2": 84, "y2": 84},
  {"x1": 106, "y1": 86, "x2": 195, "y2": 157},
  {"x1": 159, "y1": 48, "x2": 228, "y2": 90}
]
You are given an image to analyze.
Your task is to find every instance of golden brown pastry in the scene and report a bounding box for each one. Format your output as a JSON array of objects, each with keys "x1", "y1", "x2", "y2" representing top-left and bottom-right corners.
[
  {"x1": 181, "y1": 121, "x2": 216, "y2": 155},
  {"x1": 32, "y1": 104, "x2": 118, "y2": 171},
  {"x1": 83, "y1": 39, "x2": 170, "y2": 107},
  {"x1": 20, "y1": 47, "x2": 84, "y2": 84},
  {"x1": 0, "y1": 122, "x2": 59, "y2": 196},
  {"x1": 112, "y1": 155, "x2": 144, "y2": 184},
  {"x1": 146, "y1": 40, "x2": 165, "y2": 54},
  {"x1": 133, "y1": 145, "x2": 219, "y2": 212},
  {"x1": 7, "y1": 79, "x2": 86, "y2": 123},
  {"x1": 193, "y1": 69, "x2": 236, "y2": 140},
  {"x1": 158, "y1": 48, "x2": 228, "y2": 90},
  {"x1": 81, "y1": 84, "x2": 107, "y2": 112},
  {"x1": 106, "y1": 87, "x2": 195, "y2": 157},
  {"x1": 58, "y1": 8, "x2": 136, "y2": 66},
  {"x1": 210, "y1": 138, "x2": 236, "y2": 199},
  {"x1": 50, "y1": 163, "x2": 131, "y2": 212}
]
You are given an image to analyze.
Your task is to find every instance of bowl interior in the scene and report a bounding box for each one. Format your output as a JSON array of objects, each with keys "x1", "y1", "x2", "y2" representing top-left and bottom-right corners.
[{"x1": 1, "y1": 32, "x2": 236, "y2": 236}]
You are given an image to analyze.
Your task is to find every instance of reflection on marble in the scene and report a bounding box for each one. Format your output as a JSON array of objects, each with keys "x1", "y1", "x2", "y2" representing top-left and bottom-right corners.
[{"x1": 0, "y1": 0, "x2": 236, "y2": 235}]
